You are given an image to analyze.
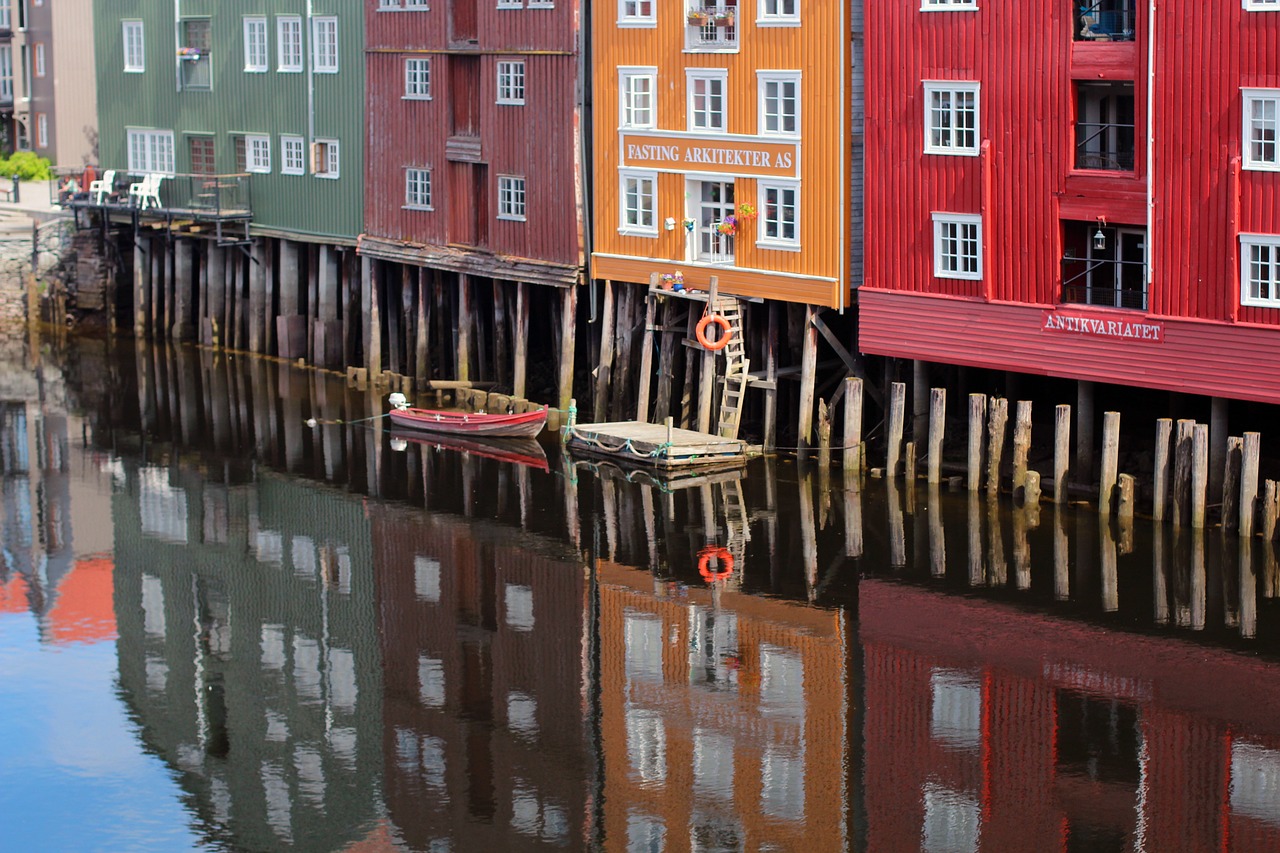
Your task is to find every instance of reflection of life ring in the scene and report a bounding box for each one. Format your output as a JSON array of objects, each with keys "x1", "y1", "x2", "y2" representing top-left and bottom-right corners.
[
  {"x1": 696, "y1": 314, "x2": 732, "y2": 351},
  {"x1": 698, "y1": 546, "x2": 734, "y2": 581}
]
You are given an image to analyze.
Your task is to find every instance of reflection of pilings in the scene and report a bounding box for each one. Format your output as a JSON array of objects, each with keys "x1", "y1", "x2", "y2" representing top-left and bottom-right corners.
[
  {"x1": 1100, "y1": 517, "x2": 1118, "y2": 612},
  {"x1": 967, "y1": 492, "x2": 983, "y2": 586},
  {"x1": 887, "y1": 477, "x2": 905, "y2": 569},
  {"x1": 1054, "y1": 509, "x2": 1069, "y2": 600},
  {"x1": 843, "y1": 471, "x2": 863, "y2": 559},
  {"x1": 602, "y1": 479, "x2": 619, "y2": 562},
  {"x1": 987, "y1": 498, "x2": 1006, "y2": 586},
  {"x1": 1013, "y1": 504, "x2": 1030, "y2": 590},
  {"x1": 928, "y1": 484, "x2": 944, "y2": 577},
  {"x1": 800, "y1": 472, "x2": 818, "y2": 598},
  {"x1": 1153, "y1": 521, "x2": 1168, "y2": 624},
  {"x1": 1241, "y1": 537, "x2": 1257, "y2": 639},
  {"x1": 1191, "y1": 529, "x2": 1206, "y2": 630}
]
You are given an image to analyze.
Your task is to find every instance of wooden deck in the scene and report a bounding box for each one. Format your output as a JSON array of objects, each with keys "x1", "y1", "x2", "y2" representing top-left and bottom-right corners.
[{"x1": 566, "y1": 421, "x2": 748, "y2": 470}]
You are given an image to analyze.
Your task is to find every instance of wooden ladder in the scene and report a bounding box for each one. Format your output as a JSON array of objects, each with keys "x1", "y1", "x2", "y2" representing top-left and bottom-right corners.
[{"x1": 713, "y1": 296, "x2": 750, "y2": 440}]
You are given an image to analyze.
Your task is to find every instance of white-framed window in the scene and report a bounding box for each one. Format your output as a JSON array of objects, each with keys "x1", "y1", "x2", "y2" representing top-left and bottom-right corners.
[
  {"x1": 619, "y1": 0, "x2": 655, "y2": 24},
  {"x1": 688, "y1": 69, "x2": 728, "y2": 132},
  {"x1": 123, "y1": 21, "x2": 145, "y2": 72},
  {"x1": 619, "y1": 169, "x2": 657, "y2": 235},
  {"x1": 924, "y1": 81, "x2": 980, "y2": 155},
  {"x1": 34, "y1": 43, "x2": 44, "y2": 78},
  {"x1": 312, "y1": 139, "x2": 340, "y2": 178},
  {"x1": 497, "y1": 60, "x2": 526, "y2": 105},
  {"x1": 379, "y1": 0, "x2": 402, "y2": 8},
  {"x1": 405, "y1": 57, "x2": 431, "y2": 99},
  {"x1": 405, "y1": 168, "x2": 432, "y2": 209},
  {"x1": 758, "y1": 71, "x2": 800, "y2": 136},
  {"x1": 619, "y1": 68, "x2": 656, "y2": 129},
  {"x1": 35, "y1": 113, "x2": 46, "y2": 148},
  {"x1": 528, "y1": 0, "x2": 554, "y2": 8},
  {"x1": 277, "y1": 17, "x2": 302, "y2": 72},
  {"x1": 758, "y1": 181, "x2": 799, "y2": 248},
  {"x1": 281, "y1": 135, "x2": 305, "y2": 175},
  {"x1": 1244, "y1": 0, "x2": 1280, "y2": 10},
  {"x1": 243, "y1": 17, "x2": 268, "y2": 72},
  {"x1": 245, "y1": 134, "x2": 271, "y2": 173},
  {"x1": 933, "y1": 212, "x2": 983, "y2": 279},
  {"x1": 0, "y1": 6, "x2": 10, "y2": 28},
  {"x1": 1243, "y1": 89, "x2": 1279, "y2": 171},
  {"x1": 923, "y1": 0, "x2": 978, "y2": 10},
  {"x1": 0, "y1": 47, "x2": 14, "y2": 100},
  {"x1": 127, "y1": 128, "x2": 176, "y2": 175},
  {"x1": 758, "y1": 0, "x2": 799, "y2": 25},
  {"x1": 498, "y1": 175, "x2": 527, "y2": 220},
  {"x1": 498, "y1": 0, "x2": 522, "y2": 8},
  {"x1": 1241, "y1": 234, "x2": 1280, "y2": 307},
  {"x1": 406, "y1": 0, "x2": 430, "y2": 7},
  {"x1": 312, "y1": 17, "x2": 338, "y2": 73},
  {"x1": 691, "y1": 178, "x2": 735, "y2": 263}
]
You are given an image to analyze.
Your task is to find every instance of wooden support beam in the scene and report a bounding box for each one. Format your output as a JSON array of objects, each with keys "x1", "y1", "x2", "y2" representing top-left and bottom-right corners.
[
  {"x1": 1054, "y1": 404, "x2": 1071, "y2": 504},
  {"x1": 1012, "y1": 400, "x2": 1032, "y2": 493},
  {"x1": 558, "y1": 284, "x2": 577, "y2": 417},
  {"x1": 636, "y1": 284, "x2": 657, "y2": 424},
  {"x1": 798, "y1": 303, "x2": 818, "y2": 452},
  {"x1": 514, "y1": 281, "x2": 529, "y2": 399},
  {"x1": 1099, "y1": 411, "x2": 1120, "y2": 515},
  {"x1": 927, "y1": 387, "x2": 945, "y2": 484},
  {"x1": 887, "y1": 381, "x2": 905, "y2": 477},
  {"x1": 968, "y1": 393, "x2": 986, "y2": 492},
  {"x1": 986, "y1": 396, "x2": 1008, "y2": 498},
  {"x1": 843, "y1": 377, "x2": 863, "y2": 475},
  {"x1": 1153, "y1": 418, "x2": 1172, "y2": 521},
  {"x1": 594, "y1": 279, "x2": 615, "y2": 422},
  {"x1": 1241, "y1": 431, "x2": 1261, "y2": 538}
]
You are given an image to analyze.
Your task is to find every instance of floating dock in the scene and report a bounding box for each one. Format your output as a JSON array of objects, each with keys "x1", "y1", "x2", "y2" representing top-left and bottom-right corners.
[{"x1": 565, "y1": 421, "x2": 748, "y2": 471}]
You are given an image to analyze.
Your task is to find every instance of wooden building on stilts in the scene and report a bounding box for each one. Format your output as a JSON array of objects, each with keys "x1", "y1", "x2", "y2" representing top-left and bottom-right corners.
[
  {"x1": 588, "y1": 0, "x2": 862, "y2": 451},
  {"x1": 358, "y1": 0, "x2": 587, "y2": 413}
]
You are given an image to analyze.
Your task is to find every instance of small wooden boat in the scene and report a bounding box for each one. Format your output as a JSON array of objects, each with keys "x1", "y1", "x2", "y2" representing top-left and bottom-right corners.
[
  {"x1": 390, "y1": 429, "x2": 549, "y2": 471},
  {"x1": 388, "y1": 405, "x2": 547, "y2": 439}
]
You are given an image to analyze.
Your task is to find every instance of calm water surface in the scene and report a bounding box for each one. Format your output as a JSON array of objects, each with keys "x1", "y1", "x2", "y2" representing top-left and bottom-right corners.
[{"x1": 2, "y1": 341, "x2": 1280, "y2": 852}]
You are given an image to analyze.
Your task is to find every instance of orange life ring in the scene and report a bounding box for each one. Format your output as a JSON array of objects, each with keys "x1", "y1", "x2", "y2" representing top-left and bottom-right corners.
[
  {"x1": 698, "y1": 546, "x2": 734, "y2": 581},
  {"x1": 696, "y1": 314, "x2": 732, "y2": 351}
]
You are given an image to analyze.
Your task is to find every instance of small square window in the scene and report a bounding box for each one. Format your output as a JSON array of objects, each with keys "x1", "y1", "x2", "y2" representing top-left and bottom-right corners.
[
  {"x1": 933, "y1": 212, "x2": 983, "y2": 280},
  {"x1": 312, "y1": 139, "x2": 340, "y2": 178},
  {"x1": 688, "y1": 70, "x2": 728, "y2": 132},
  {"x1": 759, "y1": 0, "x2": 799, "y2": 23},
  {"x1": 1241, "y1": 234, "x2": 1280, "y2": 307},
  {"x1": 497, "y1": 60, "x2": 525, "y2": 105},
  {"x1": 924, "y1": 81, "x2": 980, "y2": 155},
  {"x1": 619, "y1": 68, "x2": 655, "y2": 129},
  {"x1": 244, "y1": 134, "x2": 271, "y2": 173},
  {"x1": 498, "y1": 175, "x2": 526, "y2": 220},
  {"x1": 405, "y1": 168, "x2": 432, "y2": 208},
  {"x1": 1243, "y1": 89, "x2": 1279, "y2": 171},
  {"x1": 618, "y1": 0, "x2": 655, "y2": 24},
  {"x1": 619, "y1": 169, "x2": 656, "y2": 235},
  {"x1": 405, "y1": 57, "x2": 431, "y2": 98},
  {"x1": 759, "y1": 182, "x2": 799, "y2": 247},
  {"x1": 758, "y1": 72, "x2": 800, "y2": 136},
  {"x1": 281, "y1": 136, "x2": 305, "y2": 175}
]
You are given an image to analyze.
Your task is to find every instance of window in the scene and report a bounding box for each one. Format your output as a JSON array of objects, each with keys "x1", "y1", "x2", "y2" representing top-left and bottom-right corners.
[
  {"x1": 619, "y1": 0, "x2": 655, "y2": 24},
  {"x1": 498, "y1": 175, "x2": 526, "y2": 220},
  {"x1": 188, "y1": 136, "x2": 215, "y2": 175},
  {"x1": 35, "y1": 113, "x2": 46, "y2": 148},
  {"x1": 281, "y1": 136, "x2": 305, "y2": 175},
  {"x1": 405, "y1": 168, "x2": 432, "y2": 208},
  {"x1": 528, "y1": 0, "x2": 554, "y2": 8},
  {"x1": 244, "y1": 134, "x2": 271, "y2": 173},
  {"x1": 758, "y1": 72, "x2": 799, "y2": 136},
  {"x1": 277, "y1": 17, "x2": 302, "y2": 72},
  {"x1": 688, "y1": 70, "x2": 728, "y2": 132},
  {"x1": 619, "y1": 68, "x2": 655, "y2": 128},
  {"x1": 1245, "y1": 0, "x2": 1280, "y2": 8},
  {"x1": 759, "y1": 0, "x2": 799, "y2": 23},
  {"x1": 759, "y1": 182, "x2": 799, "y2": 247},
  {"x1": 923, "y1": 0, "x2": 977, "y2": 9},
  {"x1": 0, "y1": 6, "x2": 9, "y2": 28},
  {"x1": 498, "y1": 0, "x2": 522, "y2": 8},
  {"x1": 1244, "y1": 89, "x2": 1279, "y2": 171},
  {"x1": 1074, "y1": 81, "x2": 1135, "y2": 171},
  {"x1": 692, "y1": 179, "x2": 735, "y2": 263},
  {"x1": 34, "y1": 44, "x2": 45, "y2": 78},
  {"x1": 1075, "y1": 0, "x2": 1135, "y2": 41},
  {"x1": 312, "y1": 17, "x2": 338, "y2": 73},
  {"x1": 406, "y1": 0, "x2": 429, "y2": 6},
  {"x1": 127, "y1": 129, "x2": 176, "y2": 175},
  {"x1": 380, "y1": 0, "x2": 401, "y2": 7},
  {"x1": 924, "y1": 81, "x2": 980, "y2": 155},
  {"x1": 932, "y1": 213, "x2": 983, "y2": 279},
  {"x1": 688, "y1": 1, "x2": 739, "y2": 49},
  {"x1": 619, "y1": 170, "x2": 656, "y2": 235},
  {"x1": 0, "y1": 46, "x2": 11, "y2": 100},
  {"x1": 1241, "y1": 235, "x2": 1280, "y2": 308},
  {"x1": 122, "y1": 21, "x2": 144, "y2": 72},
  {"x1": 179, "y1": 19, "x2": 212, "y2": 90},
  {"x1": 497, "y1": 61, "x2": 525, "y2": 105},
  {"x1": 243, "y1": 17, "x2": 268, "y2": 72},
  {"x1": 405, "y1": 58, "x2": 431, "y2": 99},
  {"x1": 312, "y1": 139, "x2": 340, "y2": 178}
]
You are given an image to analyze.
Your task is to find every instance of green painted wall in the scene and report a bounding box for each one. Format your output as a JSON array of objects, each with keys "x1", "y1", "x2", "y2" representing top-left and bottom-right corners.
[{"x1": 93, "y1": 0, "x2": 364, "y2": 241}]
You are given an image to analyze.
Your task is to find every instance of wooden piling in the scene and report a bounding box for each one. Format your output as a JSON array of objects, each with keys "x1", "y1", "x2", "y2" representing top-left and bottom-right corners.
[
  {"x1": 797, "y1": 304, "x2": 818, "y2": 454},
  {"x1": 558, "y1": 284, "x2": 578, "y2": 417},
  {"x1": 763, "y1": 303, "x2": 779, "y2": 453},
  {"x1": 636, "y1": 286, "x2": 657, "y2": 424},
  {"x1": 513, "y1": 281, "x2": 529, "y2": 399},
  {"x1": 1263, "y1": 480, "x2": 1280, "y2": 543},
  {"x1": 457, "y1": 274, "x2": 472, "y2": 383},
  {"x1": 1223, "y1": 436, "x2": 1243, "y2": 532},
  {"x1": 415, "y1": 269, "x2": 430, "y2": 384},
  {"x1": 1099, "y1": 411, "x2": 1120, "y2": 516},
  {"x1": 593, "y1": 280, "x2": 615, "y2": 422},
  {"x1": 887, "y1": 381, "x2": 905, "y2": 477},
  {"x1": 968, "y1": 393, "x2": 986, "y2": 491},
  {"x1": 1191, "y1": 423, "x2": 1209, "y2": 529},
  {"x1": 133, "y1": 238, "x2": 151, "y2": 339},
  {"x1": 1053, "y1": 404, "x2": 1070, "y2": 504},
  {"x1": 843, "y1": 377, "x2": 863, "y2": 475},
  {"x1": 248, "y1": 239, "x2": 266, "y2": 353},
  {"x1": 986, "y1": 397, "x2": 1008, "y2": 498},
  {"x1": 1118, "y1": 473, "x2": 1135, "y2": 554},
  {"x1": 904, "y1": 440, "x2": 917, "y2": 485},
  {"x1": 1153, "y1": 418, "x2": 1172, "y2": 521},
  {"x1": 1241, "y1": 431, "x2": 1261, "y2": 538},
  {"x1": 928, "y1": 387, "x2": 945, "y2": 484},
  {"x1": 818, "y1": 399, "x2": 832, "y2": 469},
  {"x1": 1172, "y1": 419, "x2": 1194, "y2": 526},
  {"x1": 1012, "y1": 400, "x2": 1032, "y2": 493}
]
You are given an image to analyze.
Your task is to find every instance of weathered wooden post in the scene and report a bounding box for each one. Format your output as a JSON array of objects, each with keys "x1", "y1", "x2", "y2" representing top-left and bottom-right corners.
[
  {"x1": 1054, "y1": 403, "x2": 1071, "y2": 504},
  {"x1": 843, "y1": 377, "x2": 863, "y2": 475},
  {"x1": 1118, "y1": 473, "x2": 1135, "y2": 553},
  {"x1": 593, "y1": 280, "x2": 615, "y2": 422},
  {"x1": 887, "y1": 381, "x2": 906, "y2": 477},
  {"x1": 1153, "y1": 418, "x2": 1172, "y2": 521},
  {"x1": 928, "y1": 387, "x2": 945, "y2": 484},
  {"x1": 986, "y1": 397, "x2": 1008, "y2": 498},
  {"x1": 1098, "y1": 411, "x2": 1120, "y2": 516},
  {"x1": 968, "y1": 393, "x2": 986, "y2": 491},
  {"x1": 1223, "y1": 436, "x2": 1243, "y2": 532},
  {"x1": 1241, "y1": 431, "x2": 1261, "y2": 538},
  {"x1": 818, "y1": 399, "x2": 832, "y2": 469},
  {"x1": 1012, "y1": 400, "x2": 1032, "y2": 493},
  {"x1": 1191, "y1": 423, "x2": 1209, "y2": 528},
  {"x1": 1172, "y1": 419, "x2": 1194, "y2": 526}
]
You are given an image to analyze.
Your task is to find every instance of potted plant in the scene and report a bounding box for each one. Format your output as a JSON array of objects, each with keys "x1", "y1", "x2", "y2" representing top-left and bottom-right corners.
[
  {"x1": 687, "y1": 8, "x2": 710, "y2": 25},
  {"x1": 716, "y1": 215, "x2": 738, "y2": 236},
  {"x1": 659, "y1": 271, "x2": 684, "y2": 290},
  {"x1": 737, "y1": 202, "x2": 756, "y2": 221},
  {"x1": 714, "y1": 10, "x2": 735, "y2": 26},
  {"x1": 177, "y1": 46, "x2": 206, "y2": 60}
]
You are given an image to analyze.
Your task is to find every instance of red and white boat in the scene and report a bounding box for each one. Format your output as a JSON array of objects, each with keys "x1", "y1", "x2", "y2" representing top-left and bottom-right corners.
[{"x1": 388, "y1": 404, "x2": 548, "y2": 439}]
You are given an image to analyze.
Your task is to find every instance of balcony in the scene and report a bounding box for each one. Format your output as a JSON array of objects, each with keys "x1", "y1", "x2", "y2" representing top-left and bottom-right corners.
[
  {"x1": 686, "y1": 3, "x2": 737, "y2": 51},
  {"x1": 1074, "y1": 82, "x2": 1135, "y2": 172},
  {"x1": 1061, "y1": 222, "x2": 1147, "y2": 311},
  {"x1": 1075, "y1": 0, "x2": 1135, "y2": 42},
  {"x1": 60, "y1": 170, "x2": 254, "y2": 246}
]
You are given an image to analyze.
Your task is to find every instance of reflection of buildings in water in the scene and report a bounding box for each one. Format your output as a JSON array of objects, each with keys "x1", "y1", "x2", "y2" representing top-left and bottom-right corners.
[
  {"x1": 600, "y1": 561, "x2": 849, "y2": 851},
  {"x1": 861, "y1": 579, "x2": 1280, "y2": 852},
  {"x1": 370, "y1": 505, "x2": 590, "y2": 851},
  {"x1": 112, "y1": 466, "x2": 383, "y2": 851}
]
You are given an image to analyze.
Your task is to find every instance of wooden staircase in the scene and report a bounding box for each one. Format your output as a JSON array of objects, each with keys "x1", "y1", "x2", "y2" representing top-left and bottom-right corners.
[{"x1": 712, "y1": 296, "x2": 750, "y2": 440}]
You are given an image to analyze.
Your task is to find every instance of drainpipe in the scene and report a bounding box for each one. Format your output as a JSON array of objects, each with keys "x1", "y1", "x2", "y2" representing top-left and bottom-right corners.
[
  {"x1": 1145, "y1": 0, "x2": 1155, "y2": 302},
  {"x1": 306, "y1": 0, "x2": 316, "y2": 145}
]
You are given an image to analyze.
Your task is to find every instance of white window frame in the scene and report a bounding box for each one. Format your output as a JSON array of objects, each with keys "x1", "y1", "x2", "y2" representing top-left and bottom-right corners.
[
  {"x1": 924, "y1": 80, "x2": 981, "y2": 156},
  {"x1": 404, "y1": 57, "x2": 431, "y2": 99},
  {"x1": 243, "y1": 134, "x2": 271, "y2": 173},
  {"x1": 281, "y1": 135, "x2": 305, "y2": 175},
  {"x1": 528, "y1": 0, "x2": 554, "y2": 8},
  {"x1": 1243, "y1": 88, "x2": 1280, "y2": 172},
  {"x1": 406, "y1": 0, "x2": 430, "y2": 7},
  {"x1": 619, "y1": 169, "x2": 658, "y2": 236},
  {"x1": 34, "y1": 43, "x2": 44, "y2": 78},
  {"x1": 618, "y1": 0, "x2": 656, "y2": 27},
  {"x1": 757, "y1": 71, "x2": 800, "y2": 137},
  {"x1": 497, "y1": 0, "x2": 522, "y2": 8},
  {"x1": 1243, "y1": 0, "x2": 1280, "y2": 10},
  {"x1": 405, "y1": 167, "x2": 433, "y2": 209},
  {"x1": 243, "y1": 17, "x2": 268, "y2": 73},
  {"x1": 122, "y1": 21, "x2": 145, "y2": 72},
  {"x1": 312, "y1": 17, "x2": 338, "y2": 74},
  {"x1": 497, "y1": 60, "x2": 526, "y2": 105},
  {"x1": 757, "y1": 0, "x2": 800, "y2": 26},
  {"x1": 687, "y1": 69, "x2": 729, "y2": 133},
  {"x1": 758, "y1": 180, "x2": 800, "y2": 250},
  {"x1": 1241, "y1": 234, "x2": 1280, "y2": 308},
  {"x1": 312, "y1": 138, "x2": 340, "y2": 178},
  {"x1": 126, "y1": 128, "x2": 176, "y2": 176},
  {"x1": 619, "y1": 67, "x2": 656, "y2": 129},
  {"x1": 932, "y1": 212, "x2": 984, "y2": 280},
  {"x1": 498, "y1": 175, "x2": 527, "y2": 221},
  {"x1": 277, "y1": 17, "x2": 303, "y2": 72},
  {"x1": 35, "y1": 113, "x2": 46, "y2": 148},
  {"x1": 922, "y1": 0, "x2": 978, "y2": 10}
]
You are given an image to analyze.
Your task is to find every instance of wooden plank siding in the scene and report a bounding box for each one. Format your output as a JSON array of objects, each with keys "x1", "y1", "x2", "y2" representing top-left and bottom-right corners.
[
  {"x1": 362, "y1": 0, "x2": 584, "y2": 277},
  {"x1": 590, "y1": 1, "x2": 849, "y2": 308},
  {"x1": 862, "y1": 0, "x2": 1280, "y2": 403}
]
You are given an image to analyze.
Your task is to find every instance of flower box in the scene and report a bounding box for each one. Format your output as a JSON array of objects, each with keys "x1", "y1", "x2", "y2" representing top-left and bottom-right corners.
[
  {"x1": 687, "y1": 10, "x2": 710, "y2": 24},
  {"x1": 714, "y1": 13, "x2": 735, "y2": 26}
]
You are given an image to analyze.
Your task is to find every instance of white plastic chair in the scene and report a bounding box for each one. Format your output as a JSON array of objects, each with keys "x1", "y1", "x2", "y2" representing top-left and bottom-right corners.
[
  {"x1": 128, "y1": 174, "x2": 164, "y2": 210},
  {"x1": 88, "y1": 169, "x2": 116, "y2": 204}
]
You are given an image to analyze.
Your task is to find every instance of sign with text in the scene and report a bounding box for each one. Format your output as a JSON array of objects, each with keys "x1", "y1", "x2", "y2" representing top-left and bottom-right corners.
[
  {"x1": 620, "y1": 133, "x2": 800, "y2": 179},
  {"x1": 1041, "y1": 310, "x2": 1164, "y2": 343}
]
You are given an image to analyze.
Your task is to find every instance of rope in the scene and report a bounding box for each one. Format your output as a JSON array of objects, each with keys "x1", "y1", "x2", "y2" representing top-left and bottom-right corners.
[{"x1": 305, "y1": 412, "x2": 391, "y2": 427}]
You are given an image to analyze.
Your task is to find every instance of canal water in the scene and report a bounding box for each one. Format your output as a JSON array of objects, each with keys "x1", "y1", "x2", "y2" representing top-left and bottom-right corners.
[{"x1": 3, "y1": 340, "x2": 1280, "y2": 852}]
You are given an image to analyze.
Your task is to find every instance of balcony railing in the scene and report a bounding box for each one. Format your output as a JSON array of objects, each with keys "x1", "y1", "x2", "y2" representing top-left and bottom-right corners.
[
  {"x1": 686, "y1": 6, "x2": 737, "y2": 49},
  {"x1": 1075, "y1": 1, "x2": 1135, "y2": 42},
  {"x1": 60, "y1": 170, "x2": 252, "y2": 220},
  {"x1": 1061, "y1": 257, "x2": 1148, "y2": 311},
  {"x1": 1074, "y1": 121, "x2": 1135, "y2": 171},
  {"x1": 699, "y1": 229, "x2": 735, "y2": 265}
]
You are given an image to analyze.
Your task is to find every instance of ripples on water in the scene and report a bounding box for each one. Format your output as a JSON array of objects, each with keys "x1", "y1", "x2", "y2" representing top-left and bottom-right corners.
[{"x1": 1, "y1": 342, "x2": 1280, "y2": 851}]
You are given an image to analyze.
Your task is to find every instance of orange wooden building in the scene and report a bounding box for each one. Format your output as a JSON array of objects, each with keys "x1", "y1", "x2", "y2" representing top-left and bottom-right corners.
[{"x1": 590, "y1": 0, "x2": 852, "y2": 309}]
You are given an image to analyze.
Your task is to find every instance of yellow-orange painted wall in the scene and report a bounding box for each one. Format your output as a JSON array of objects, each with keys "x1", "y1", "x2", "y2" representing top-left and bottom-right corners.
[{"x1": 591, "y1": 1, "x2": 847, "y2": 308}]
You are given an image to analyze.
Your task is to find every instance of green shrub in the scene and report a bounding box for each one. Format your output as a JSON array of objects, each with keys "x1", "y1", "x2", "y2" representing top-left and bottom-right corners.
[{"x1": 0, "y1": 151, "x2": 53, "y2": 181}]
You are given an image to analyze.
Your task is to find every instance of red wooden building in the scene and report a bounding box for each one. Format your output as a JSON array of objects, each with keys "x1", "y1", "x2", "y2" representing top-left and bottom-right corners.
[
  {"x1": 360, "y1": 0, "x2": 585, "y2": 411},
  {"x1": 860, "y1": 0, "x2": 1280, "y2": 405}
]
